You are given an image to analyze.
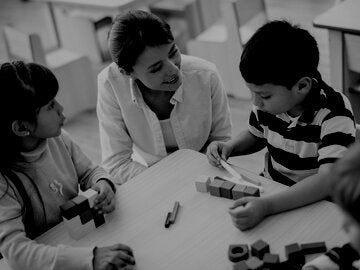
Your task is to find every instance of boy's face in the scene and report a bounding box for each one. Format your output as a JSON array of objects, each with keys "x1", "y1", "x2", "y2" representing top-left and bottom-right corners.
[
  {"x1": 342, "y1": 211, "x2": 360, "y2": 254},
  {"x1": 246, "y1": 82, "x2": 307, "y2": 117}
]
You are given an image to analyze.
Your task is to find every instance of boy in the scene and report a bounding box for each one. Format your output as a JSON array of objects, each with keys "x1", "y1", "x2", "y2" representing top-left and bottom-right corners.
[{"x1": 206, "y1": 20, "x2": 355, "y2": 230}]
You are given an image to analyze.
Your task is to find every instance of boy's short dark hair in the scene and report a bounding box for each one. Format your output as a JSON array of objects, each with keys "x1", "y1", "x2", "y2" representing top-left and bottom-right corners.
[{"x1": 240, "y1": 20, "x2": 319, "y2": 89}]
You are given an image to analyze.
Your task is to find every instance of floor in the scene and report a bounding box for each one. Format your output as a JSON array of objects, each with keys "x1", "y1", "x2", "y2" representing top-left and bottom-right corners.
[{"x1": 0, "y1": 0, "x2": 336, "y2": 174}]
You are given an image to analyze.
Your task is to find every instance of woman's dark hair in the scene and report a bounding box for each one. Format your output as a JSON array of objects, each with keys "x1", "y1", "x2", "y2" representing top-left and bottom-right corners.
[
  {"x1": 0, "y1": 61, "x2": 58, "y2": 238},
  {"x1": 240, "y1": 20, "x2": 320, "y2": 89},
  {"x1": 109, "y1": 10, "x2": 174, "y2": 73}
]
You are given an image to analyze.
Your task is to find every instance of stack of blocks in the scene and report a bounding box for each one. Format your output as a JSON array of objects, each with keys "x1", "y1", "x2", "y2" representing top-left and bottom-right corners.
[
  {"x1": 228, "y1": 239, "x2": 327, "y2": 270},
  {"x1": 195, "y1": 175, "x2": 260, "y2": 200},
  {"x1": 60, "y1": 188, "x2": 105, "y2": 240}
]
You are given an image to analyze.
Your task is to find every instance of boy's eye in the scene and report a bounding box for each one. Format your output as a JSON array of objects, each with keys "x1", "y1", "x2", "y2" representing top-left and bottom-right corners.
[
  {"x1": 150, "y1": 64, "x2": 162, "y2": 73},
  {"x1": 169, "y1": 48, "x2": 179, "y2": 58}
]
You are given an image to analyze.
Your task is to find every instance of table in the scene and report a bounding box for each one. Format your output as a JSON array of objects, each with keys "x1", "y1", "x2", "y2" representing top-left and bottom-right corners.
[
  {"x1": 0, "y1": 149, "x2": 347, "y2": 269},
  {"x1": 313, "y1": 0, "x2": 360, "y2": 92},
  {"x1": 33, "y1": 0, "x2": 161, "y2": 63}
]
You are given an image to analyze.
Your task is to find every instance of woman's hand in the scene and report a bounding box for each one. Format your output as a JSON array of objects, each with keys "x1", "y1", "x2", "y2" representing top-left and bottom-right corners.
[
  {"x1": 93, "y1": 243, "x2": 135, "y2": 270},
  {"x1": 92, "y1": 179, "x2": 116, "y2": 214},
  {"x1": 206, "y1": 141, "x2": 234, "y2": 167},
  {"x1": 228, "y1": 197, "x2": 270, "y2": 231}
]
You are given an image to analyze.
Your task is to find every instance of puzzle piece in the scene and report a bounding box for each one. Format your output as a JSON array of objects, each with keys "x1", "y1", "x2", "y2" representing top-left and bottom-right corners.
[
  {"x1": 301, "y1": 242, "x2": 327, "y2": 255},
  {"x1": 220, "y1": 180, "x2": 235, "y2": 199},
  {"x1": 209, "y1": 177, "x2": 225, "y2": 197},
  {"x1": 285, "y1": 243, "x2": 305, "y2": 265},
  {"x1": 194, "y1": 175, "x2": 211, "y2": 193},
  {"x1": 251, "y1": 239, "x2": 270, "y2": 259},
  {"x1": 228, "y1": 244, "x2": 249, "y2": 262}
]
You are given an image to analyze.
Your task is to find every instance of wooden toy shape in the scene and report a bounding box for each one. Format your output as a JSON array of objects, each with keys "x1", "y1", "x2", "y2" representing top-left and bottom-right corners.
[
  {"x1": 195, "y1": 175, "x2": 211, "y2": 193},
  {"x1": 228, "y1": 244, "x2": 249, "y2": 262},
  {"x1": 232, "y1": 184, "x2": 247, "y2": 200},
  {"x1": 301, "y1": 242, "x2": 327, "y2": 255},
  {"x1": 251, "y1": 239, "x2": 270, "y2": 259},
  {"x1": 263, "y1": 253, "x2": 280, "y2": 267},
  {"x1": 209, "y1": 177, "x2": 225, "y2": 197},
  {"x1": 91, "y1": 208, "x2": 105, "y2": 228},
  {"x1": 244, "y1": 186, "x2": 260, "y2": 197},
  {"x1": 233, "y1": 260, "x2": 249, "y2": 270},
  {"x1": 82, "y1": 188, "x2": 98, "y2": 208},
  {"x1": 71, "y1": 195, "x2": 91, "y2": 214},
  {"x1": 220, "y1": 180, "x2": 235, "y2": 199},
  {"x1": 60, "y1": 200, "x2": 78, "y2": 220},
  {"x1": 246, "y1": 257, "x2": 264, "y2": 269},
  {"x1": 285, "y1": 243, "x2": 305, "y2": 265},
  {"x1": 79, "y1": 208, "x2": 93, "y2": 224}
]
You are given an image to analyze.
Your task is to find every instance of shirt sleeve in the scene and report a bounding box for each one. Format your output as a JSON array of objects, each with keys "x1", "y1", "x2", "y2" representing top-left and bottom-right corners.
[
  {"x1": 60, "y1": 130, "x2": 115, "y2": 191},
  {"x1": 318, "y1": 97, "x2": 356, "y2": 165},
  {"x1": 0, "y1": 178, "x2": 93, "y2": 270},
  {"x1": 248, "y1": 105, "x2": 265, "y2": 138},
  {"x1": 97, "y1": 74, "x2": 147, "y2": 185},
  {"x1": 207, "y1": 67, "x2": 232, "y2": 142}
]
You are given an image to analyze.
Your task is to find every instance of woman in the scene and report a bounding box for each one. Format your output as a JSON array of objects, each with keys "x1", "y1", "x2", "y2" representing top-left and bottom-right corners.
[{"x1": 97, "y1": 10, "x2": 232, "y2": 184}]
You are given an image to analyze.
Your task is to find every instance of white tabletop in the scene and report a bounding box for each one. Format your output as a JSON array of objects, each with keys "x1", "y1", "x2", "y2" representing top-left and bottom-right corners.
[{"x1": 0, "y1": 149, "x2": 347, "y2": 269}]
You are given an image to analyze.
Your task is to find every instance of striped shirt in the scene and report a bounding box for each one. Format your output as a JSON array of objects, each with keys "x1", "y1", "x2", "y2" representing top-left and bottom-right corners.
[{"x1": 248, "y1": 86, "x2": 356, "y2": 186}]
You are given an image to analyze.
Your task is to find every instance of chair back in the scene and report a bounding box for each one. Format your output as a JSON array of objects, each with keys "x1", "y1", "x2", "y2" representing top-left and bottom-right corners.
[
  {"x1": 3, "y1": 25, "x2": 47, "y2": 65},
  {"x1": 228, "y1": 0, "x2": 268, "y2": 47}
]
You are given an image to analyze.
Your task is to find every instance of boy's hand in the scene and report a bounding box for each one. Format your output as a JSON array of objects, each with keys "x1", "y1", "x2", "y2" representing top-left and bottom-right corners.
[
  {"x1": 228, "y1": 197, "x2": 270, "y2": 231},
  {"x1": 93, "y1": 243, "x2": 135, "y2": 270},
  {"x1": 92, "y1": 179, "x2": 116, "y2": 214},
  {"x1": 206, "y1": 141, "x2": 233, "y2": 167}
]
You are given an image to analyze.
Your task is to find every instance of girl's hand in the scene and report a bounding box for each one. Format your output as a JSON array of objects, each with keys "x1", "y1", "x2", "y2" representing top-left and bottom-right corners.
[
  {"x1": 92, "y1": 179, "x2": 116, "y2": 214},
  {"x1": 228, "y1": 197, "x2": 270, "y2": 231},
  {"x1": 93, "y1": 243, "x2": 135, "y2": 270},
  {"x1": 206, "y1": 141, "x2": 233, "y2": 167}
]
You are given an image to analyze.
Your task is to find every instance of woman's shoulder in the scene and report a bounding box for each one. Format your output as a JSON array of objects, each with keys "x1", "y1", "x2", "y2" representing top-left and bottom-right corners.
[
  {"x1": 181, "y1": 54, "x2": 218, "y2": 74},
  {"x1": 98, "y1": 62, "x2": 123, "y2": 81}
]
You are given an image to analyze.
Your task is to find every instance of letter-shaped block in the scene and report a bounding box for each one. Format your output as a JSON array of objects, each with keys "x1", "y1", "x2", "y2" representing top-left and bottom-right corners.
[
  {"x1": 228, "y1": 244, "x2": 249, "y2": 262},
  {"x1": 209, "y1": 177, "x2": 225, "y2": 197},
  {"x1": 301, "y1": 242, "x2": 327, "y2": 255},
  {"x1": 285, "y1": 243, "x2": 304, "y2": 264},
  {"x1": 82, "y1": 188, "x2": 98, "y2": 208},
  {"x1": 195, "y1": 175, "x2": 211, "y2": 193},
  {"x1": 220, "y1": 180, "x2": 235, "y2": 199},
  {"x1": 251, "y1": 239, "x2": 270, "y2": 259},
  {"x1": 91, "y1": 208, "x2": 105, "y2": 228},
  {"x1": 232, "y1": 184, "x2": 247, "y2": 200}
]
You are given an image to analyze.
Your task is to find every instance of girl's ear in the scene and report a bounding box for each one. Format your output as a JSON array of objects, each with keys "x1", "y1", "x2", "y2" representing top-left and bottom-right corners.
[
  {"x1": 11, "y1": 120, "x2": 30, "y2": 137},
  {"x1": 119, "y1": 68, "x2": 131, "y2": 76}
]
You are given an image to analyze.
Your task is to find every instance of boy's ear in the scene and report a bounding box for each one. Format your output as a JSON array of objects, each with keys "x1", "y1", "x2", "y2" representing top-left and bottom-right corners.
[
  {"x1": 11, "y1": 120, "x2": 31, "y2": 137},
  {"x1": 295, "y1": 77, "x2": 312, "y2": 94}
]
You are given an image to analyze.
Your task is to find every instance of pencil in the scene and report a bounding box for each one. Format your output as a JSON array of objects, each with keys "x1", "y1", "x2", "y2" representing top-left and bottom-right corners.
[
  {"x1": 164, "y1": 212, "x2": 172, "y2": 228},
  {"x1": 169, "y1": 201, "x2": 180, "y2": 224}
]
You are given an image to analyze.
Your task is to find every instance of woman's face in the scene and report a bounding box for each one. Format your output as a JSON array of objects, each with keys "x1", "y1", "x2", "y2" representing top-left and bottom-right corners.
[{"x1": 129, "y1": 42, "x2": 182, "y2": 92}]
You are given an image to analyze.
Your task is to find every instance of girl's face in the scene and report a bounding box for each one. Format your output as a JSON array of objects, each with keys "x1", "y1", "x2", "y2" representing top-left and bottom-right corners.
[
  {"x1": 342, "y1": 211, "x2": 360, "y2": 254},
  {"x1": 30, "y1": 98, "x2": 66, "y2": 139},
  {"x1": 129, "y1": 42, "x2": 182, "y2": 92},
  {"x1": 246, "y1": 82, "x2": 307, "y2": 117}
]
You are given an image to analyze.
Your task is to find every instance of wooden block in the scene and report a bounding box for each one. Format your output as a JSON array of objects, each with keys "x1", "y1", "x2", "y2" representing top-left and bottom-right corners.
[
  {"x1": 72, "y1": 195, "x2": 90, "y2": 214},
  {"x1": 209, "y1": 177, "x2": 225, "y2": 197},
  {"x1": 79, "y1": 208, "x2": 93, "y2": 224},
  {"x1": 91, "y1": 208, "x2": 105, "y2": 228},
  {"x1": 244, "y1": 186, "x2": 260, "y2": 197},
  {"x1": 301, "y1": 242, "x2": 327, "y2": 255},
  {"x1": 82, "y1": 188, "x2": 98, "y2": 208},
  {"x1": 228, "y1": 244, "x2": 249, "y2": 262},
  {"x1": 232, "y1": 184, "x2": 247, "y2": 200},
  {"x1": 233, "y1": 260, "x2": 249, "y2": 270},
  {"x1": 246, "y1": 257, "x2": 264, "y2": 269},
  {"x1": 263, "y1": 253, "x2": 280, "y2": 267},
  {"x1": 285, "y1": 243, "x2": 304, "y2": 265},
  {"x1": 195, "y1": 175, "x2": 211, "y2": 193},
  {"x1": 251, "y1": 239, "x2": 270, "y2": 259},
  {"x1": 60, "y1": 200, "x2": 78, "y2": 220},
  {"x1": 220, "y1": 180, "x2": 235, "y2": 199}
]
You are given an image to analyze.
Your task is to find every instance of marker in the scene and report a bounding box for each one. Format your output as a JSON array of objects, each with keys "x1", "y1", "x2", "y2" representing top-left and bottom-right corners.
[
  {"x1": 164, "y1": 212, "x2": 172, "y2": 228},
  {"x1": 169, "y1": 201, "x2": 180, "y2": 224}
]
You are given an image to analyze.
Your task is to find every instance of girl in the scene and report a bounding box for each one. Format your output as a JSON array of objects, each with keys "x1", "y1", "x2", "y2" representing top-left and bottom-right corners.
[
  {"x1": 0, "y1": 61, "x2": 135, "y2": 270},
  {"x1": 97, "y1": 10, "x2": 232, "y2": 184}
]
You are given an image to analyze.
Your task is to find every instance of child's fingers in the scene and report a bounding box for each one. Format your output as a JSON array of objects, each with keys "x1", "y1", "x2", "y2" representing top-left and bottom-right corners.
[
  {"x1": 206, "y1": 143, "x2": 221, "y2": 166},
  {"x1": 229, "y1": 197, "x2": 249, "y2": 209},
  {"x1": 99, "y1": 198, "x2": 116, "y2": 214}
]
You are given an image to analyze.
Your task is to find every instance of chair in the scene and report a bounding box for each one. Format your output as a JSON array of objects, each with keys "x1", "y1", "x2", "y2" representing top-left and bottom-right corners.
[
  {"x1": 187, "y1": 0, "x2": 268, "y2": 99},
  {"x1": 3, "y1": 25, "x2": 97, "y2": 119}
]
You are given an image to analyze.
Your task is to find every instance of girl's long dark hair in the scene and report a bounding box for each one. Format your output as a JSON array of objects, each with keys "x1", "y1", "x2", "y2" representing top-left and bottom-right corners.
[{"x1": 0, "y1": 61, "x2": 58, "y2": 238}]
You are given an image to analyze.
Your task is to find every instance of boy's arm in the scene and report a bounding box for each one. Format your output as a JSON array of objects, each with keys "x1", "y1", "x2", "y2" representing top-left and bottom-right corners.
[{"x1": 229, "y1": 130, "x2": 267, "y2": 156}]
